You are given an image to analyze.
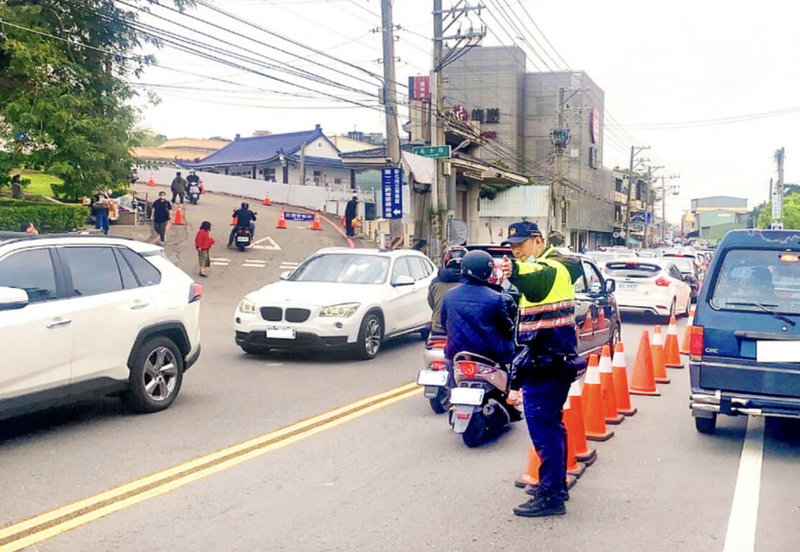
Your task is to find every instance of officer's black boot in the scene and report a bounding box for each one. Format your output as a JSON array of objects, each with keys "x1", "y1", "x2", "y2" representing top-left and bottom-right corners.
[{"x1": 513, "y1": 494, "x2": 566, "y2": 517}]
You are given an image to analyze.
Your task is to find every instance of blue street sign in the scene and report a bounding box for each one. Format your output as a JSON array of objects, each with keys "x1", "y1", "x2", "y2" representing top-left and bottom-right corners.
[
  {"x1": 284, "y1": 211, "x2": 315, "y2": 222},
  {"x1": 381, "y1": 167, "x2": 403, "y2": 219}
]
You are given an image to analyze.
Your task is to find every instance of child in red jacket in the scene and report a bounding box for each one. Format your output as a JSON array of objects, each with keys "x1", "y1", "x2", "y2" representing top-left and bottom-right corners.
[{"x1": 195, "y1": 221, "x2": 215, "y2": 277}]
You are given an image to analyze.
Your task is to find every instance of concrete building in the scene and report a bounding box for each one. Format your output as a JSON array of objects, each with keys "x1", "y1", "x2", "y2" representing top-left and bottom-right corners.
[
  {"x1": 685, "y1": 196, "x2": 749, "y2": 242},
  {"x1": 437, "y1": 45, "x2": 616, "y2": 248}
]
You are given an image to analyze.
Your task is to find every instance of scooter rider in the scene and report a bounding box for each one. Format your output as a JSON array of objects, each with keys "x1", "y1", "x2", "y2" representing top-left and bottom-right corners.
[
  {"x1": 228, "y1": 202, "x2": 257, "y2": 246},
  {"x1": 427, "y1": 245, "x2": 467, "y2": 337},
  {"x1": 500, "y1": 221, "x2": 584, "y2": 518},
  {"x1": 442, "y1": 250, "x2": 516, "y2": 367}
]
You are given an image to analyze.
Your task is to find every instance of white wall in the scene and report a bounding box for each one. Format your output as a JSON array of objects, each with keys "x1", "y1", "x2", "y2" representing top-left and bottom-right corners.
[
  {"x1": 140, "y1": 166, "x2": 373, "y2": 214},
  {"x1": 306, "y1": 136, "x2": 341, "y2": 160}
]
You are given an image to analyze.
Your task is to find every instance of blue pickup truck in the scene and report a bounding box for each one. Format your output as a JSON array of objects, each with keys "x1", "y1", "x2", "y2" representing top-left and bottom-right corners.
[{"x1": 689, "y1": 229, "x2": 800, "y2": 433}]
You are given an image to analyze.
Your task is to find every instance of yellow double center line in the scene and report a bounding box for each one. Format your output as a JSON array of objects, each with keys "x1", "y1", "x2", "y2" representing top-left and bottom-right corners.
[{"x1": 0, "y1": 382, "x2": 421, "y2": 551}]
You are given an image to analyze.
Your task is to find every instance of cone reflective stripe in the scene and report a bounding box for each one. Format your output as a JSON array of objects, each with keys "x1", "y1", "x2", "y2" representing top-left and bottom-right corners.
[
  {"x1": 515, "y1": 446, "x2": 541, "y2": 488},
  {"x1": 311, "y1": 211, "x2": 322, "y2": 231},
  {"x1": 563, "y1": 396, "x2": 586, "y2": 478},
  {"x1": 680, "y1": 307, "x2": 695, "y2": 355},
  {"x1": 599, "y1": 345, "x2": 624, "y2": 424},
  {"x1": 629, "y1": 331, "x2": 660, "y2": 396},
  {"x1": 581, "y1": 311, "x2": 594, "y2": 335},
  {"x1": 581, "y1": 354, "x2": 614, "y2": 441},
  {"x1": 173, "y1": 206, "x2": 185, "y2": 225},
  {"x1": 664, "y1": 315, "x2": 684, "y2": 368},
  {"x1": 276, "y1": 209, "x2": 287, "y2": 229},
  {"x1": 596, "y1": 309, "x2": 607, "y2": 330},
  {"x1": 651, "y1": 326, "x2": 671, "y2": 384},
  {"x1": 567, "y1": 381, "x2": 597, "y2": 464},
  {"x1": 262, "y1": 192, "x2": 271, "y2": 206},
  {"x1": 612, "y1": 343, "x2": 637, "y2": 415}
]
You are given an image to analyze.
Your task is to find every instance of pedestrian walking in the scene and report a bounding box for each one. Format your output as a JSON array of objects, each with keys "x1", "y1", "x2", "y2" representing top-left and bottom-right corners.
[
  {"x1": 18, "y1": 221, "x2": 37, "y2": 235},
  {"x1": 344, "y1": 195, "x2": 358, "y2": 237},
  {"x1": 195, "y1": 221, "x2": 215, "y2": 277},
  {"x1": 93, "y1": 193, "x2": 110, "y2": 235},
  {"x1": 171, "y1": 171, "x2": 187, "y2": 204},
  {"x1": 11, "y1": 174, "x2": 23, "y2": 199},
  {"x1": 152, "y1": 191, "x2": 172, "y2": 245},
  {"x1": 500, "y1": 221, "x2": 585, "y2": 518}
]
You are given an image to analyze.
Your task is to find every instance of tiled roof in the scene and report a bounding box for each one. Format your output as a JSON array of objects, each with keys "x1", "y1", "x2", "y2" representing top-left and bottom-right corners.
[{"x1": 179, "y1": 129, "x2": 328, "y2": 168}]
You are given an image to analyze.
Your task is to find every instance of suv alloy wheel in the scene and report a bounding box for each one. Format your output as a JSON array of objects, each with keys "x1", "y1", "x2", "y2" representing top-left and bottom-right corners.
[{"x1": 125, "y1": 336, "x2": 184, "y2": 413}]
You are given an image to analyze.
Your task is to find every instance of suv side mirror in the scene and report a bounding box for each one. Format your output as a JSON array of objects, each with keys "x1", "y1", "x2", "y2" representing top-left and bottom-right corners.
[
  {"x1": 392, "y1": 274, "x2": 415, "y2": 286},
  {"x1": 279, "y1": 270, "x2": 292, "y2": 281},
  {"x1": 0, "y1": 287, "x2": 29, "y2": 311},
  {"x1": 604, "y1": 279, "x2": 616, "y2": 294}
]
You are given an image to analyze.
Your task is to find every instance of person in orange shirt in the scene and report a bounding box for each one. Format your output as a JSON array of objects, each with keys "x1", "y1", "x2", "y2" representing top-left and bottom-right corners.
[{"x1": 195, "y1": 221, "x2": 215, "y2": 277}]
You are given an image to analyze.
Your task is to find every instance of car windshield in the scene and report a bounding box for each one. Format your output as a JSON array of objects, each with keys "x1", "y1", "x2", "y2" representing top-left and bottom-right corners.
[
  {"x1": 668, "y1": 257, "x2": 696, "y2": 273},
  {"x1": 604, "y1": 261, "x2": 661, "y2": 278},
  {"x1": 711, "y1": 249, "x2": 800, "y2": 315},
  {"x1": 289, "y1": 254, "x2": 389, "y2": 284},
  {"x1": 588, "y1": 252, "x2": 616, "y2": 265}
]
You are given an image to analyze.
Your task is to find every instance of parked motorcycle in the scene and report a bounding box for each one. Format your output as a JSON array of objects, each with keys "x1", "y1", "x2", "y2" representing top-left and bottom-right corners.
[
  {"x1": 416, "y1": 336, "x2": 450, "y2": 414},
  {"x1": 234, "y1": 227, "x2": 253, "y2": 251},
  {"x1": 448, "y1": 347, "x2": 527, "y2": 447}
]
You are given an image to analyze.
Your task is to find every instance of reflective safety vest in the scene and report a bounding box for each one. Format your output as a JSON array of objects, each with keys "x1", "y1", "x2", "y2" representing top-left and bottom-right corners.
[{"x1": 514, "y1": 252, "x2": 576, "y2": 342}]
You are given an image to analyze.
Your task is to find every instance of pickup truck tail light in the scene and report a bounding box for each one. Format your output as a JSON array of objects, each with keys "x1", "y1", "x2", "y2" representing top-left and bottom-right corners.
[{"x1": 689, "y1": 325, "x2": 704, "y2": 361}]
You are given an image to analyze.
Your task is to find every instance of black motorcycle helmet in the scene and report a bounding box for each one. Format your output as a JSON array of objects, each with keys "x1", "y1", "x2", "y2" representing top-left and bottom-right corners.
[
  {"x1": 241, "y1": 202, "x2": 249, "y2": 210},
  {"x1": 442, "y1": 245, "x2": 467, "y2": 269},
  {"x1": 461, "y1": 250, "x2": 495, "y2": 283}
]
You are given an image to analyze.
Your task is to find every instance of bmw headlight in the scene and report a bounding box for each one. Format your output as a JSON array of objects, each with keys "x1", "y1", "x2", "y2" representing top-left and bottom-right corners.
[
  {"x1": 319, "y1": 302, "x2": 360, "y2": 318},
  {"x1": 238, "y1": 298, "x2": 256, "y2": 314}
]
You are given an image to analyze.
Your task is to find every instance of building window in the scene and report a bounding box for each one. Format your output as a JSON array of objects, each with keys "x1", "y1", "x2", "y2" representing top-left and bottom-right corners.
[
  {"x1": 334, "y1": 178, "x2": 342, "y2": 186},
  {"x1": 486, "y1": 108, "x2": 500, "y2": 124},
  {"x1": 313, "y1": 171, "x2": 321, "y2": 186},
  {"x1": 261, "y1": 167, "x2": 276, "y2": 181}
]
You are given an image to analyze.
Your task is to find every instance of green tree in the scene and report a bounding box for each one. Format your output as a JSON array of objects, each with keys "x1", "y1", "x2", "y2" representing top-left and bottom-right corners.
[
  {"x1": 0, "y1": 1, "x2": 190, "y2": 200},
  {"x1": 757, "y1": 192, "x2": 800, "y2": 229},
  {"x1": 129, "y1": 127, "x2": 168, "y2": 147}
]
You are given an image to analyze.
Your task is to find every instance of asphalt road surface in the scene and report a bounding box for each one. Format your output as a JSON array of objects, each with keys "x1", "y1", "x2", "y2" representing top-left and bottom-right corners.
[{"x1": 0, "y1": 188, "x2": 797, "y2": 551}]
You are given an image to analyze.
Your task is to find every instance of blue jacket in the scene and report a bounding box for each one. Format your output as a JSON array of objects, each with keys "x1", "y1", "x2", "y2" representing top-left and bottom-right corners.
[{"x1": 441, "y1": 280, "x2": 516, "y2": 364}]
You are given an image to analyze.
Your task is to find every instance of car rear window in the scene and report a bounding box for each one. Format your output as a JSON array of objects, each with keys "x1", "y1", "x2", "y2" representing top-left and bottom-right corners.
[
  {"x1": 605, "y1": 261, "x2": 661, "y2": 278},
  {"x1": 711, "y1": 249, "x2": 800, "y2": 314}
]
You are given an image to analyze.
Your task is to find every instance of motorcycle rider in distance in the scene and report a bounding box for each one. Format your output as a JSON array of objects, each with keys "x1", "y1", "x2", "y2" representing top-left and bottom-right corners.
[
  {"x1": 228, "y1": 202, "x2": 257, "y2": 247},
  {"x1": 441, "y1": 250, "x2": 516, "y2": 368},
  {"x1": 428, "y1": 246, "x2": 467, "y2": 337},
  {"x1": 500, "y1": 221, "x2": 583, "y2": 518}
]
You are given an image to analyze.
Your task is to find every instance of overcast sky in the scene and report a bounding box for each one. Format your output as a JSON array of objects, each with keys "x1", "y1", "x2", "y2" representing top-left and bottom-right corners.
[{"x1": 134, "y1": 0, "x2": 800, "y2": 223}]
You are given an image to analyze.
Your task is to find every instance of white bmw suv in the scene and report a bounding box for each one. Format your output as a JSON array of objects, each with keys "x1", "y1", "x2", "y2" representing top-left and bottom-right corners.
[{"x1": 0, "y1": 234, "x2": 202, "y2": 421}]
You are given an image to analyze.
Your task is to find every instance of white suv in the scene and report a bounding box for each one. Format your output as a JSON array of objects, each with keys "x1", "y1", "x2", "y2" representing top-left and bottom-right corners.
[{"x1": 0, "y1": 235, "x2": 201, "y2": 421}]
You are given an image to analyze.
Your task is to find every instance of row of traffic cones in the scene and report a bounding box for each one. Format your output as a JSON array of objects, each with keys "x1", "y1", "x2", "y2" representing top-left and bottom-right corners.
[
  {"x1": 275, "y1": 209, "x2": 322, "y2": 231},
  {"x1": 518, "y1": 315, "x2": 686, "y2": 490}
]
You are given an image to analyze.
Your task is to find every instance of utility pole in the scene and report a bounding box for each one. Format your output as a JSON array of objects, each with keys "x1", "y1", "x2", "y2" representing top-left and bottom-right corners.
[
  {"x1": 381, "y1": 0, "x2": 402, "y2": 241},
  {"x1": 773, "y1": 147, "x2": 785, "y2": 227},
  {"x1": 430, "y1": 0, "x2": 444, "y2": 259},
  {"x1": 550, "y1": 88, "x2": 567, "y2": 235},
  {"x1": 624, "y1": 145, "x2": 650, "y2": 248},
  {"x1": 656, "y1": 174, "x2": 680, "y2": 242},
  {"x1": 642, "y1": 164, "x2": 662, "y2": 248},
  {"x1": 299, "y1": 142, "x2": 307, "y2": 185}
]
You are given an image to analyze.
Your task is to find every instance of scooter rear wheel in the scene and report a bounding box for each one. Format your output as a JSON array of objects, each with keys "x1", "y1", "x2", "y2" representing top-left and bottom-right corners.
[
  {"x1": 428, "y1": 387, "x2": 449, "y2": 414},
  {"x1": 462, "y1": 412, "x2": 487, "y2": 447}
]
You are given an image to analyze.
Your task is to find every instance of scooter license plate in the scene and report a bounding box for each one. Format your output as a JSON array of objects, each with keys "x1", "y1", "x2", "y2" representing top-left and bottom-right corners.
[
  {"x1": 449, "y1": 387, "x2": 485, "y2": 406},
  {"x1": 236, "y1": 236, "x2": 250, "y2": 243},
  {"x1": 417, "y1": 369, "x2": 448, "y2": 387}
]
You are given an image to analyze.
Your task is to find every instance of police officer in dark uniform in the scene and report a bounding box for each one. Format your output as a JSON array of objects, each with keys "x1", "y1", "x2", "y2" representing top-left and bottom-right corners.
[{"x1": 500, "y1": 221, "x2": 583, "y2": 517}]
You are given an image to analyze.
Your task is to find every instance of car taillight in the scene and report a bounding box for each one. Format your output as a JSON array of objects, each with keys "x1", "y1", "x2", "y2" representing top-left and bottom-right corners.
[
  {"x1": 430, "y1": 360, "x2": 447, "y2": 371},
  {"x1": 189, "y1": 283, "x2": 203, "y2": 303},
  {"x1": 655, "y1": 277, "x2": 670, "y2": 287},
  {"x1": 458, "y1": 361, "x2": 478, "y2": 378},
  {"x1": 428, "y1": 339, "x2": 446, "y2": 349},
  {"x1": 689, "y1": 325, "x2": 704, "y2": 361}
]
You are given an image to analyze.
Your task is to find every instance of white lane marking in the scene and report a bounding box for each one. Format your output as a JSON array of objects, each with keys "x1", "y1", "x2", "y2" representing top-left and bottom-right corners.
[
  {"x1": 245, "y1": 259, "x2": 266, "y2": 264},
  {"x1": 723, "y1": 416, "x2": 765, "y2": 552},
  {"x1": 243, "y1": 262, "x2": 267, "y2": 268},
  {"x1": 210, "y1": 258, "x2": 230, "y2": 267},
  {"x1": 249, "y1": 236, "x2": 281, "y2": 250},
  {"x1": 210, "y1": 262, "x2": 229, "y2": 267}
]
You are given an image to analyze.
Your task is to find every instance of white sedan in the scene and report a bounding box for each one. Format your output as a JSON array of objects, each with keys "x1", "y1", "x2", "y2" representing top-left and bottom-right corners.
[
  {"x1": 603, "y1": 258, "x2": 691, "y2": 319},
  {"x1": 234, "y1": 248, "x2": 435, "y2": 360}
]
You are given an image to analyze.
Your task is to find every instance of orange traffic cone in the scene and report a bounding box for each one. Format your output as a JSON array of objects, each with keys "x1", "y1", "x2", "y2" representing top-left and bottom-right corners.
[
  {"x1": 612, "y1": 343, "x2": 637, "y2": 416},
  {"x1": 581, "y1": 311, "x2": 594, "y2": 336},
  {"x1": 596, "y1": 309, "x2": 607, "y2": 330},
  {"x1": 262, "y1": 192, "x2": 271, "y2": 206},
  {"x1": 147, "y1": 172, "x2": 155, "y2": 187},
  {"x1": 651, "y1": 325, "x2": 671, "y2": 384},
  {"x1": 629, "y1": 331, "x2": 660, "y2": 396},
  {"x1": 567, "y1": 380, "x2": 597, "y2": 464},
  {"x1": 515, "y1": 446, "x2": 541, "y2": 488},
  {"x1": 599, "y1": 345, "x2": 624, "y2": 425},
  {"x1": 665, "y1": 315, "x2": 684, "y2": 368},
  {"x1": 173, "y1": 205, "x2": 185, "y2": 225},
  {"x1": 276, "y1": 209, "x2": 287, "y2": 229},
  {"x1": 582, "y1": 354, "x2": 614, "y2": 441},
  {"x1": 311, "y1": 211, "x2": 322, "y2": 231},
  {"x1": 564, "y1": 396, "x2": 586, "y2": 478},
  {"x1": 680, "y1": 307, "x2": 695, "y2": 355}
]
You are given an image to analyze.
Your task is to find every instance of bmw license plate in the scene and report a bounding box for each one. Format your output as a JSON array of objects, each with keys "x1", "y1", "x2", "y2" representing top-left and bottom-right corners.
[
  {"x1": 236, "y1": 236, "x2": 250, "y2": 243},
  {"x1": 417, "y1": 369, "x2": 448, "y2": 387},
  {"x1": 449, "y1": 387, "x2": 485, "y2": 406},
  {"x1": 619, "y1": 282, "x2": 637, "y2": 290},
  {"x1": 266, "y1": 328, "x2": 295, "y2": 339}
]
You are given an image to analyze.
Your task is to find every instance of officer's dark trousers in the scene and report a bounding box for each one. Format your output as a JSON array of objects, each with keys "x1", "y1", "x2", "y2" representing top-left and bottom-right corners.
[{"x1": 522, "y1": 377, "x2": 571, "y2": 501}]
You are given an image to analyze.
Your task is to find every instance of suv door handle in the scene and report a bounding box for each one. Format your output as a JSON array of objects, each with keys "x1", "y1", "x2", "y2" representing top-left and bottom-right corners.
[
  {"x1": 47, "y1": 318, "x2": 72, "y2": 329},
  {"x1": 130, "y1": 301, "x2": 150, "y2": 310}
]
